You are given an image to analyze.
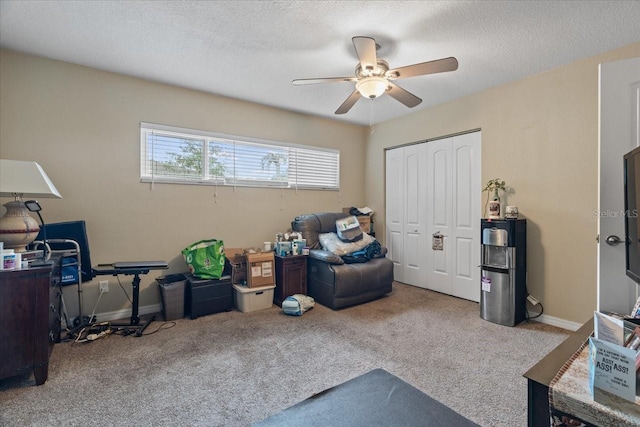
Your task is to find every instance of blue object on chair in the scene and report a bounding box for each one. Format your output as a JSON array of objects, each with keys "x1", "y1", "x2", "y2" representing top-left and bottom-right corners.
[{"x1": 60, "y1": 256, "x2": 79, "y2": 285}]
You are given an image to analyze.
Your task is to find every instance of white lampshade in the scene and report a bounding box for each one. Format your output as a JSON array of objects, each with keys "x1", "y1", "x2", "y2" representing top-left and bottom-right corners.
[
  {"x1": 0, "y1": 159, "x2": 62, "y2": 199},
  {"x1": 0, "y1": 159, "x2": 62, "y2": 253},
  {"x1": 356, "y1": 76, "x2": 388, "y2": 99}
]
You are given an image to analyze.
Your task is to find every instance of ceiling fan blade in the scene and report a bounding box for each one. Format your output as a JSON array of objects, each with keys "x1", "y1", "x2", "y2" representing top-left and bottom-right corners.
[
  {"x1": 293, "y1": 77, "x2": 357, "y2": 85},
  {"x1": 387, "y1": 57, "x2": 458, "y2": 79},
  {"x1": 352, "y1": 36, "x2": 377, "y2": 72},
  {"x1": 386, "y1": 82, "x2": 422, "y2": 108},
  {"x1": 335, "y1": 90, "x2": 361, "y2": 115}
]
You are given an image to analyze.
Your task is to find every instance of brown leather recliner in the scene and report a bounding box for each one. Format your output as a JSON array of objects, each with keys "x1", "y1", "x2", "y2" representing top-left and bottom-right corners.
[{"x1": 291, "y1": 212, "x2": 394, "y2": 309}]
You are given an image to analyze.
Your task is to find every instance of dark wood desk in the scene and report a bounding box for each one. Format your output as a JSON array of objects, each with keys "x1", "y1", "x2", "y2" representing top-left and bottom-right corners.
[
  {"x1": 523, "y1": 318, "x2": 593, "y2": 427},
  {"x1": 0, "y1": 261, "x2": 61, "y2": 385}
]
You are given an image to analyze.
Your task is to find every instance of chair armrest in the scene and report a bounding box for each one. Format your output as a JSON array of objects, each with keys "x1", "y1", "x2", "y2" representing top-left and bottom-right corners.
[
  {"x1": 309, "y1": 249, "x2": 345, "y2": 265},
  {"x1": 374, "y1": 246, "x2": 388, "y2": 258}
]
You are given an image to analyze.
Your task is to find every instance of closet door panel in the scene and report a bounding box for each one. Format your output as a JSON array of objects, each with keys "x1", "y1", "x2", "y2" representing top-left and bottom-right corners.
[
  {"x1": 426, "y1": 140, "x2": 453, "y2": 294},
  {"x1": 451, "y1": 133, "x2": 481, "y2": 302},
  {"x1": 385, "y1": 148, "x2": 404, "y2": 282},
  {"x1": 403, "y1": 144, "x2": 427, "y2": 287}
]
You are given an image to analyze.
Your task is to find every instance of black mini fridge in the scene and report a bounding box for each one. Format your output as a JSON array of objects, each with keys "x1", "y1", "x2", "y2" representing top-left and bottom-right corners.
[{"x1": 480, "y1": 219, "x2": 527, "y2": 326}]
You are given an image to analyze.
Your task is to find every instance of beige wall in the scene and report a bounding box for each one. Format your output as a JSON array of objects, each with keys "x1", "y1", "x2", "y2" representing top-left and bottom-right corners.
[
  {"x1": 0, "y1": 49, "x2": 367, "y2": 317},
  {"x1": 367, "y1": 42, "x2": 640, "y2": 326},
  {"x1": 2, "y1": 43, "x2": 639, "y2": 325}
]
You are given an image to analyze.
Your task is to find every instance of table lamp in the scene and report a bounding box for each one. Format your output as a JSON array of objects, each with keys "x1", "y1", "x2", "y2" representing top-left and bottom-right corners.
[{"x1": 0, "y1": 159, "x2": 62, "y2": 252}]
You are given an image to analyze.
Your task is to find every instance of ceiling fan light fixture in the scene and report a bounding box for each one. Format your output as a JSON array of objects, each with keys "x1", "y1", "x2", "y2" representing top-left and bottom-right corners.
[
  {"x1": 356, "y1": 76, "x2": 388, "y2": 99},
  {"x1": 293, "y1": 36, "x2": 458, "y2": 114}
]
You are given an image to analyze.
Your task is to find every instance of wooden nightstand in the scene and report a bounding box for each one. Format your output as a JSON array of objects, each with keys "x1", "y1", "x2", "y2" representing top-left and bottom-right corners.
[
  {"x1": 274, "y1": 254, "x2": 307, "y2": 307},
  {"x1": 0, "y1": 261, "x2": 61, "y2": 385}
]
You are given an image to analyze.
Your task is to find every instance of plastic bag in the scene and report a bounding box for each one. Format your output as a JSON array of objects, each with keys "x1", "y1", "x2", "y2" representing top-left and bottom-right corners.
[
  {"x1": 342, "y1": 240, "x2": 383, "y2": 264},
  {"x1": 181, "y1": 239, "x2": 226, "y2": 279},
  {"x1": 319, "y1": 232, "x2": 375, "y2": 256},
  {"x1": 282, "y1": 294, "x2": 315, "y2": 316}
]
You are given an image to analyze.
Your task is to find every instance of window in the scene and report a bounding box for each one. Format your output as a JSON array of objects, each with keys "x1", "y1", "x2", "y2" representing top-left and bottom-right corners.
[{"x1": 140, "y1": 123, "x2": 340, "y2": 190}]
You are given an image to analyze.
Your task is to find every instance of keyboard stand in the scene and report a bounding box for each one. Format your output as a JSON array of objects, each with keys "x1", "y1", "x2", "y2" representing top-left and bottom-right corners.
[{"x1": 92, "y1": 261, "x2": 168, "y2": 337}]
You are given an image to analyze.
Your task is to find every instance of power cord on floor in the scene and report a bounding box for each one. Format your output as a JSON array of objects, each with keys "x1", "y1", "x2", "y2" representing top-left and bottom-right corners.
[
  {"x1": 87, "y1": 289, "x2": 105, "y2": 324},
  {"x1": 73, "y1": 322, "x2": 112, "y2": 343},
  {"x1": 110, "y1": 321, "x2": 176, "y2": 337},
  {"x1": 116, "y1": 275, "x2": 133, "y2": 304},
  {"x1": 140, "y1": 321, "x2": 176, "y2": 335},
  {"x1": 524, "y1": 285, "x2": 544, "y2": 321},
  {"x1": 527, "y1": 301, "x2": 544, "y2": 320}
]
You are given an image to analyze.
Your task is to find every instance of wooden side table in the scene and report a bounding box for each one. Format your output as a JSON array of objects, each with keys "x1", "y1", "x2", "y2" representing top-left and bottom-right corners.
[
  {"x1": 274, "y1": 254, "x2": 307, "y2": 307},
  {"x1": 0, "y1": 261, "x2": 61, "y2": 385},
  {"x1": 523, "y1": 318, "x2": 593, "y2": 426}
]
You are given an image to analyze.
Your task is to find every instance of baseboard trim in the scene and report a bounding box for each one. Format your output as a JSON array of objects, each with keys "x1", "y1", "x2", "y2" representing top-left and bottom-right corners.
[
  {"x1": 527, "y1": 311, "x2": 582, "y2": 331},
  {"x1": 83, "y1": 305, "x2": 580, "y2": 331},
  {"x1": 94, "y1": 304, "x2": 162, "y2": 323}
]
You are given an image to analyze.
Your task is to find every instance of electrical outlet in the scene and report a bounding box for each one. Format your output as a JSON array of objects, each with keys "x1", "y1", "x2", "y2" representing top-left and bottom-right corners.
[
  {"x1": 527, "y1": 295, "x2": 539, "y2": 306},
  {"x1": 99, "y1": 280, "x2": 109, "y2": 293}
]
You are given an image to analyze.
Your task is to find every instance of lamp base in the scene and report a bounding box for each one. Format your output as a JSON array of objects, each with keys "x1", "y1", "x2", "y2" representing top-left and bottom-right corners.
[{"x1": 0, "y1": 201, "x2": 40, "y2": 252}]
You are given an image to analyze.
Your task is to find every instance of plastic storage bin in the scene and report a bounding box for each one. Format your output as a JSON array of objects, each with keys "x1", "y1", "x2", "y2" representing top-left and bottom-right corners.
[
  {"x1": 233, "y1": 284, "x2": 275, "y2": 313},
  {"x1": 187, "y1": 275, "x2": 233, "y2": 319},
  {"x1": 157, "y1": 273, "x2": 188, "y2": 321}
]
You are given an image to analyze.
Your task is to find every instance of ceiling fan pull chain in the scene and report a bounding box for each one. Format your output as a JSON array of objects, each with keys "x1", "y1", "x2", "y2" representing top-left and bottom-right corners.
[{"x1": 369, "y1": 99, "x2": 375, "y2": 133}]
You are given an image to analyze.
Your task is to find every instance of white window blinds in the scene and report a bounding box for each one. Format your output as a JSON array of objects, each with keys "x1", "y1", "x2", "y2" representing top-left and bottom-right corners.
[{"x1": 140, "y1": 123, "x2": 339, "y2": 190}]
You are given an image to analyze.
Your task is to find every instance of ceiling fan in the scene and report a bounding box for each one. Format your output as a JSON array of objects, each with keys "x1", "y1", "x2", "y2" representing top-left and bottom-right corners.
[{"x1": 293, "y1": 36, "x2": 459, "y2": 115}]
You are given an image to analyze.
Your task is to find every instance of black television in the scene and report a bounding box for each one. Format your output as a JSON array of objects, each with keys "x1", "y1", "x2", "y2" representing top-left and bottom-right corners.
[{"x1": 624, "y1": 145, "x2": 640, "y2": 284}]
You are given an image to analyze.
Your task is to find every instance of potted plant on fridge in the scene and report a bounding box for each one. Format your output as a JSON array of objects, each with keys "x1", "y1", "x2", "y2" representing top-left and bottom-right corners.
[{"x1": 483, "y1": 178, "x2": 506, "y2": 219}]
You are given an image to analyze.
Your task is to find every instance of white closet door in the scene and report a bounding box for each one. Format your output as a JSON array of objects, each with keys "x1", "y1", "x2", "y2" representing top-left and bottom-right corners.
[
  {"x1": 426, "y1": 139, "x2": 454, "y2": 294},
  {"x1": 386, "y1": 147, "x2": 404, "y2": 282},
  {"x1": 403, "y1": 143, "x2": 428, "y2": 287},
  {"x1": 451, "y1": 133, "x2": 481, "y2": 301},
  {"x1": 426, "y1": 132, "x2": 481, "y2": 302},
  {"x1": 386, "y1": 131, "x2": 481, "y2": 301}
]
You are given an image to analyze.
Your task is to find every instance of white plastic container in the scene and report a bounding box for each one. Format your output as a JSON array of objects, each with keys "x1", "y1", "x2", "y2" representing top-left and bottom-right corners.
[
  {"x1": 233, "y1": 284, "x2": 275, "y2": 313},
  {"x1": 2, "y1": 249, "x2": 16, "y2": 270}
]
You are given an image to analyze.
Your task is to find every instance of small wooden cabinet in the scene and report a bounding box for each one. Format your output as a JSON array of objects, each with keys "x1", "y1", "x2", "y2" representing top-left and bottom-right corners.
[
  {"x1": 274, "y1": 254, "x2": 307, "y2": 307},
  {"x1": 0, "y1": 261, "x2": 61, "y2": 385}
]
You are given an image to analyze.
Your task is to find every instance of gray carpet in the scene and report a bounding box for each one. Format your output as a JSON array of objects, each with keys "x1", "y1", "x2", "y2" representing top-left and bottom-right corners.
[{"x1": 0, "y1": 282, "x2": 569, "y2": 426}]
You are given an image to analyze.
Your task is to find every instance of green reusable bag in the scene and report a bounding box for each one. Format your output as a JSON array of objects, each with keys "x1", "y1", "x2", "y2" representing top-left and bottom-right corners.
[{"x1": 181, "y1": 239, "x2": 226, "y2": 279}]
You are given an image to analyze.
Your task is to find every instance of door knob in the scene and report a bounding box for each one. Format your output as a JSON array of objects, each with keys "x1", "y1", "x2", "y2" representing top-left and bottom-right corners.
[{"x1": 605, "y1": 235, "x2": 623, "y2": 246}]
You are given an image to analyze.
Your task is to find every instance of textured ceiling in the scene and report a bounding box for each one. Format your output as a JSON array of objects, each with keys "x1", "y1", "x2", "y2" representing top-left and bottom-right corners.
[{"x1": 1, "y1": 1, "x2": 639, "y2": 126}]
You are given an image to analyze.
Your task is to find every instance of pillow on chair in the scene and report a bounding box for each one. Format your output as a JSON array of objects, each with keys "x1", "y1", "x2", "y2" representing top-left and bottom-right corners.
[{"x1": 319, "y1": 232, "x2": 375, "y2": 256}]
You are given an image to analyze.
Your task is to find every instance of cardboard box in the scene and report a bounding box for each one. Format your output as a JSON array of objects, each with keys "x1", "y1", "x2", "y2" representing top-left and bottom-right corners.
[
  {"x1": 356, "y1": 216, "x2": 371, "y2": 234},
  {"x1": 233, "y1": 284, "x2": 275, "y2": 312},
  {"x1": 225, "y1": 248, "x2": 248, "y2": 285},
  {"x1": 246, "y1": 252, "x2": 275, "y2": 288},
  {"x1": 341, "y1": 208, "x2": 373, "y2": 234}
]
